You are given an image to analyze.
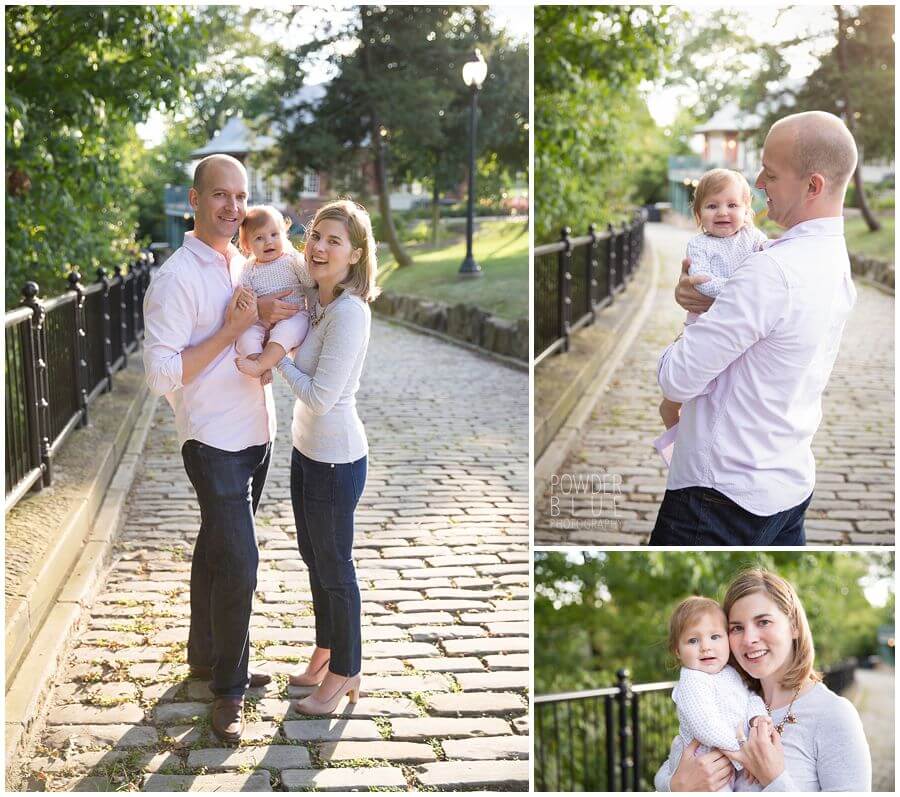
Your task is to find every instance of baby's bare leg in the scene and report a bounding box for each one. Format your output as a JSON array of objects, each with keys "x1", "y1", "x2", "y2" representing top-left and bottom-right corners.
[{"x1": 235, "y1": 342, "x2": 287, "y2": 378}]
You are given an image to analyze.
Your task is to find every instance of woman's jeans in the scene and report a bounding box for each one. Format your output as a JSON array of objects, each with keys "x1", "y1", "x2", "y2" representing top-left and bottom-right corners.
[
  {"x1": 649, "y1": 486, "x2": 812, "y2": 546},
  {"x1": 181, "y1": 440, "x2": 270, "y2": 697},
  {"x1": 291, "y1": 448, "x2": 366, "y2": 677}
]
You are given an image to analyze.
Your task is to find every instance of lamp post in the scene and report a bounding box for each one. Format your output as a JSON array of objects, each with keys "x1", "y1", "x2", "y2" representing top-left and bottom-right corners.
[{"x1": 458, "y1": 48, "x2": 487, "y2": 278}]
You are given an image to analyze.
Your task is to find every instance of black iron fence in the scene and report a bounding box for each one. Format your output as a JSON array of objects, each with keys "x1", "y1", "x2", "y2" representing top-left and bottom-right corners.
[
  {"x1": 5, "y1": 254, "x2": 154, "y2": 513},
  {"x1": 535, "y1": 662, "x2": 859, "y2": 793},
  {"x1": 534, "y1": 210, "x2": 647, "y2": 366}
]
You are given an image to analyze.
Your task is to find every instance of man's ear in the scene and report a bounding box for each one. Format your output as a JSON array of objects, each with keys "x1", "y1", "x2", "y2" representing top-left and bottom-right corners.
[
  {"x1": 188, "y1": 187, "x2": 199, "y2": 211},
  {"x1": 807, "y1": 172, "x2": 827, "y2": 200}
]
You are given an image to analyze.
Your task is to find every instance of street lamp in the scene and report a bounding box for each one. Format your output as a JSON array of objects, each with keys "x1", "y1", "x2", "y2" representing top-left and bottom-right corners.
[{"x1": 459, "y1": 48, "x2": 488, "y2": 278}]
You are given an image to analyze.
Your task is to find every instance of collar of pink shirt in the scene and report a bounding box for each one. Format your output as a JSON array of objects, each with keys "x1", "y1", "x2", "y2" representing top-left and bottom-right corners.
[
  {"x1": 764, "y1": 216, "x2": 844, "y2": 249},
  {"x1": 182, "y1": 231, "x2": 245, "y2": 274}
]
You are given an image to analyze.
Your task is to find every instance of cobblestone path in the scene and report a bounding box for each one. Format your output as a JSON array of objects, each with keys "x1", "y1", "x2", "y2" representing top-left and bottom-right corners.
[
  {"x1": 536, "y1": 223, "x2": 895, "y2": 545},
  {"x1": 23, "y1": 320, "x2": 529, "y2": 792},
  {"x1": 847, "y1": 666, "x2": 895, "y2": 792}
]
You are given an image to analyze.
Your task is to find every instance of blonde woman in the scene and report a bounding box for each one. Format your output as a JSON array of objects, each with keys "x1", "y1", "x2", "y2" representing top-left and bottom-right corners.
[
  {"x1": 657, "y1": 569, "x2": 871, "y2": 792},
  {"x1": 238, "y1": 199, "x2": 379, "y2": 715}
]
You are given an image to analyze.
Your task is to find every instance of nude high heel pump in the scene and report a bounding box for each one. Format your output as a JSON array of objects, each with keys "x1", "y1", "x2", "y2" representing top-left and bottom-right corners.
[
  {"x1": 293, "y1": 674, "x2": 361, "y2": 716},
  {"x1": 288, "y1": 657, "x2": 330, "y2": 687}
]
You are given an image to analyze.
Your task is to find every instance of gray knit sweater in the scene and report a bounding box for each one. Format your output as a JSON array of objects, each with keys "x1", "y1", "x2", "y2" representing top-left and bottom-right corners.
[{"x1": 654, "y1": 682, "x2": 871, "y2": 792}]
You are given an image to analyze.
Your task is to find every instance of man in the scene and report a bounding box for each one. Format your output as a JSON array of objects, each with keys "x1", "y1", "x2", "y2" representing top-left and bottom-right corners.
[
  {"x1": 650, "y1": 111, "x2": 858, "y2": 546},
  {"x1": 143, "y1": 154, "x2": 281, "y2": 742}
]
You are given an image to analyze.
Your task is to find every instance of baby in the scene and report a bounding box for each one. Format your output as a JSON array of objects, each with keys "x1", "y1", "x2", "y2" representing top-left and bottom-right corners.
[
  {"x1": 665, "y1": 596, "x2": 770, "y2": 792},
  {"x1": 654, "y1": 169, "x2": 769, "y2": 464},
  {"x1": 234, "y1": 205, "x2": 315, "y2": 378}
]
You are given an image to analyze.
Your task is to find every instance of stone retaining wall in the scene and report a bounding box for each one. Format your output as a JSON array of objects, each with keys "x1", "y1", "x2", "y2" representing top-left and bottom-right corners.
[
  {"x1": 373, "y1": 291, "x2": 528, "y2": 362},
  {"x1": 850, "y1": 252, "x2": 894, "y2": 291}
]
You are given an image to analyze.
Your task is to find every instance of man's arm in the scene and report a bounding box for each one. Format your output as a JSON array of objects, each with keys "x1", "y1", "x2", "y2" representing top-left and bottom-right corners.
[
  {"x1": 676, "y1": 257, "x2": 715, "y2": 314},
  {"x1": 658, "y1": 253, "x2": 788, "y2": 402},
  {"x1": 258, "y1": 289, "x2": 300, "y2": 325},
  {"x1": 180, "y1": 287, "x2": 258, "y2": 384}
]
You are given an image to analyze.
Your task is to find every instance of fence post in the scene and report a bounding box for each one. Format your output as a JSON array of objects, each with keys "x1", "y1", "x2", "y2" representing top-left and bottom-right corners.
[
  {"x1": 621, "y1": 221, "x2": 631, "y2": 282},
  {"x1": 617, "y1": 668, "x2": 633, "y2": 791},
  {"x1": 67, "y1": 271, "x2": 90, "y2": 428},
  {"x1": 131, "y1": 257, "x2": 142, "y2": 344},
  {"x1": 607, "y1": 223, "x2": 618, "y2": 300},
  {"x1": 21, "y1": 282, "x2": 52, "y2": 487},
  {"x1": 97, "y1": 267, "x2": 113, "y2": 392},
  {"x1": 604, "y1": 695, "x2": 616, "y2": 791},
  {"x1": 558, "y1": 227, "x2": 572, "y2": 353},
  {"x1": 587, "y1": 223, "x2": 598, "y2": 322},
  {"x1": 114, "y1": 265, "x2": 128, "y2": 367},
  {"x1": 631, "y1": 690, "x2": 641, "y2": 791}
]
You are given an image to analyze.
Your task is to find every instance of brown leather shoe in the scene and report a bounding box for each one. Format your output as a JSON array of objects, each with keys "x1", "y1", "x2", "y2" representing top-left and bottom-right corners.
[
  {"x1": 211, "y1": 697, "x2": 244, "y2": 743},
  {"x1": 189, "y1": 667, "x2": 272, "y2": 688}
]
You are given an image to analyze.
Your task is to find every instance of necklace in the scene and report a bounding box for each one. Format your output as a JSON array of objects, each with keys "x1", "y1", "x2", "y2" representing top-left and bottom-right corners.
[
  {"x1": 310, "y1": 300, "x2": 328, "y2": 327},
  {"x1": 766, "y1": 686, "x2": 802, "y2": 734}
]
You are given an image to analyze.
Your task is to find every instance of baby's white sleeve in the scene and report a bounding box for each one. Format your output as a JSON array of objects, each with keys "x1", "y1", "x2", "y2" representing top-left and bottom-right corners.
[
  {"x1": 752, "y1": 226, "x2": 769, "y2": 251},
  {"x1": 747, "y1": 691, "x2": 768, "y2": 721},
  {"x1": 686, "y1": 239, "x2": 725, "y2": 298},
  {"x1": 675, "y1": 669, "x2": 743, "y2": 754},
  {"x1": 291, "y1": 251, "x2": 315, "y2": 289}
]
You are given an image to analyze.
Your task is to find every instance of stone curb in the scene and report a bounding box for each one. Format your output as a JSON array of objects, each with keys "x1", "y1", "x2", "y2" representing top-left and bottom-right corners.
[
  {"x1": 5, "y1": 387, "x2": 160, "y2": 780},
  {"x1": 534, "y1": 235, "x2": 662, "y2": 499},
  {"x1": 374, "y1": 313, "x2": 528, "y2": 373},
  {"x1": 373, "y1": 291, "x2": 528, "y2": 365}
]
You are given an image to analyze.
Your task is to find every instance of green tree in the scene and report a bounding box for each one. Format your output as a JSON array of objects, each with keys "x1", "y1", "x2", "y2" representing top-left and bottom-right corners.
[
  {"x1": 534, "y1": 6, "x2": 676, "y2": 242},
  {"x1": 5, "y1": 6, "x2": 214, "y2": 306}
]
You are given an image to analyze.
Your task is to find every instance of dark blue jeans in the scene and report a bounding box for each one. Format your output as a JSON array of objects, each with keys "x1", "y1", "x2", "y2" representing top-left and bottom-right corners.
[
  {"x1": 291, "y1": 448, "x2": 366, "y2": 677},
  {"x1": 649, "y1": 487, "x2": 812, "y2": 547},
  {"x1": 181, "y1": 440, "x2": 270, "y2": 697}
]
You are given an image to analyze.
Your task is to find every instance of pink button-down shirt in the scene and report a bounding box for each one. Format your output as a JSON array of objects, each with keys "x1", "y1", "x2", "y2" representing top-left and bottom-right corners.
[
  {"x1": 658, "y1": 217, "x2": 856, "y2": 516},
  {"x1": 142, "y1": 232, "x2": 276, "y2": 451}
]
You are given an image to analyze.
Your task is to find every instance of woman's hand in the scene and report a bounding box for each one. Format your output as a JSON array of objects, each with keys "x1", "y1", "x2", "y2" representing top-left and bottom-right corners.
[
  {"x1": 258, "y1": 289, "x2": 300, "y2": 325},
  {"x1": 670, "y1": 739, "x2": 735, "y2": 792},
  {"x1": 722, "y1": 720, "x2": 785, "y2": 787},
  {"x1": 675, "y1": 258, "x2": 715, "y2": 314}
]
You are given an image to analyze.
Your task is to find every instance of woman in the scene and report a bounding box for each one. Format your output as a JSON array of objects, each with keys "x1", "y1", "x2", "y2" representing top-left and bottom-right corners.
[
  {"x1": 656, "y1": 569, "x2": 872, "y2": 792},
  {"x1": 240, "y1": 199, "x2": 378, "y2": 715}
]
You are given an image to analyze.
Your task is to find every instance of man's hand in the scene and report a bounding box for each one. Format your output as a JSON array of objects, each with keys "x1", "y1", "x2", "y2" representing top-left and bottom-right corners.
[
  {"x1": 258, "y1": 289, "x2": 300, "y2": 325},
  {"x1": 670, "y1": 739, "x2": 735, "y2": 792},
  {"x1": 224, "y1": 287, "x2": 258, "y2": 336},
  {"x1": 659, "y1": 398, "x2": 681, "y2": 429},
  {"x1": 675, "y1": 257, "x2": 715, "y2": 314}
]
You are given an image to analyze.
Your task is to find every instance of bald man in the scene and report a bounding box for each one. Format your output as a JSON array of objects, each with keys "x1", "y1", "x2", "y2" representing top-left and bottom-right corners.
[
  {"x1": 143, "y1": 154, "x2": 277, "y2": 742},
  {"x1": 650, "y1": 112, "x2": 858, "y2": 546}
]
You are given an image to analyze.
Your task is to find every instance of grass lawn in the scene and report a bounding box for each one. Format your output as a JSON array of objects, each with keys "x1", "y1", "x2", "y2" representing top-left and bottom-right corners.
[
  {"x1": 758, "y1": 212, "x2": 894, "y2": 263},
  {"x1": 377, "y1": 220, "x2": 528, "y2": 321}
]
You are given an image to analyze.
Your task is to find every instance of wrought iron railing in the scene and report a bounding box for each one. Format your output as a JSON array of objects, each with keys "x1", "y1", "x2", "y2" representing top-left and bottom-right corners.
[
  {"x1": 535, "y1": 661, "x2": 859, "y2": 793},
  {"x1": 534, "y1": 210, "x2": 647, "y2": 366},
  {"x1": 5, "y1": 254, "x2": 153, "y2": 512}
]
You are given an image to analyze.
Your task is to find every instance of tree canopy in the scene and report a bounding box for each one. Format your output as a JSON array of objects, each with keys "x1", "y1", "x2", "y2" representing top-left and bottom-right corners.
[
  {"x1": 4, "y1": 6, "x2": 219, "y2": 306},
  {"x1": 535, "y1": 551, "x2": 893, "y2": 695}
]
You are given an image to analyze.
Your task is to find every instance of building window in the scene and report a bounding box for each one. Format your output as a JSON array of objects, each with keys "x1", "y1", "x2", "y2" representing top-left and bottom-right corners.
[{"x1": 303, "y1": 170, "x2": 320, "y2": 195}]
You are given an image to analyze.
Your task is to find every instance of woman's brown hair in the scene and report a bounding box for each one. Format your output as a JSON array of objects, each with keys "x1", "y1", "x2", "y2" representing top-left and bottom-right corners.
[
  {"x1": 723, "y1": 569, "x2": 820, "y2": 693},
  {"x1": 308, "y1": 199, "x2": 380, "y2": 303}
]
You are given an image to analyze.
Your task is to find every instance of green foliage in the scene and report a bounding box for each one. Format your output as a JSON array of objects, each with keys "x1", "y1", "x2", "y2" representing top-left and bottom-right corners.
[
  {"x1": 534, "y1": 6, "x2": 678, "y2": 243},
  {"x1": 5, "y1": 6, "x2": 210, "y2": 307},
  {"x1": 535, "y1": 551, "x2": 893, "y2": 695}
]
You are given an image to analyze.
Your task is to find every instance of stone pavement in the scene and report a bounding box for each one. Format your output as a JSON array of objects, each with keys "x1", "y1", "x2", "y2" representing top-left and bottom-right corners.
[
  {"x1": 18, "y1": 319, "x2": 529, "y2": 792},
  {"x1": 846, "y1": 666, "x2": 895, "y2": 792},
  {"x1": 536, "y1": 223, "x2": 895, "y2": 545}
]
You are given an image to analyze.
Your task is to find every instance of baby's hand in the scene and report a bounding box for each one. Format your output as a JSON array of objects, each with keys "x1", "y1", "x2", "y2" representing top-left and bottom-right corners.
[{"x1": 749, "y1": 715, "x2": 773, "y2": 730}]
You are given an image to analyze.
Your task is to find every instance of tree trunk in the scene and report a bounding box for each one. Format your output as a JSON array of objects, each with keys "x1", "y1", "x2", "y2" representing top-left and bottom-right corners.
[
  {"x1": 360, "y1": 11, "x2": 413, "y2": 267},
  {"x1": 835, "y1": 5, "x2": 880, "y2": 231},
  {"x1": 431, "y1": 177, "x2": 440, "y2": 247}
]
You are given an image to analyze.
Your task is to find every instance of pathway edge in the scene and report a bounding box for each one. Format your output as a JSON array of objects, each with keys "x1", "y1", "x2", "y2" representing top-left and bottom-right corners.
[
  {"x1": 534, "y1": 237, "x2": 662, "y2": 504},
  {"x1": 4, "y1": 390, "x2": 160, "y2": 782}
]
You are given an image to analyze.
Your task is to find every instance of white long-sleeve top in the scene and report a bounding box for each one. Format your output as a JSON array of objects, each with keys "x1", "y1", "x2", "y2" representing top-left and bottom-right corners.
[
  {"x1": 657, "y1": 217, "x2": 856, "y2": 516},
  {"x1": 656, "y1": 682, "x2": 872, "y2": 792},
  {"x1": 687, "y1": 225, "x2": 769, "y2": 298},
  {"x1": 275, "y1": 291, "x2": 371, "y2": 464},
  {"x1": 668, "y1": 665, "x2": 768, "y2": 776}
]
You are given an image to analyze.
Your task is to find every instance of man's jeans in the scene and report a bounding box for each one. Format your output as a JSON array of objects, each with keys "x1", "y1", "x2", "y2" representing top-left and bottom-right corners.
[
  {"x1": 181, "y1": 440, "x2": 270, "y2": 697},
  {"x1": 649, "y1": 487, "x2": 812, "y2": 546},
  {"x1": 291, "y1": 448, "x2": 366, "y2": 677}
]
